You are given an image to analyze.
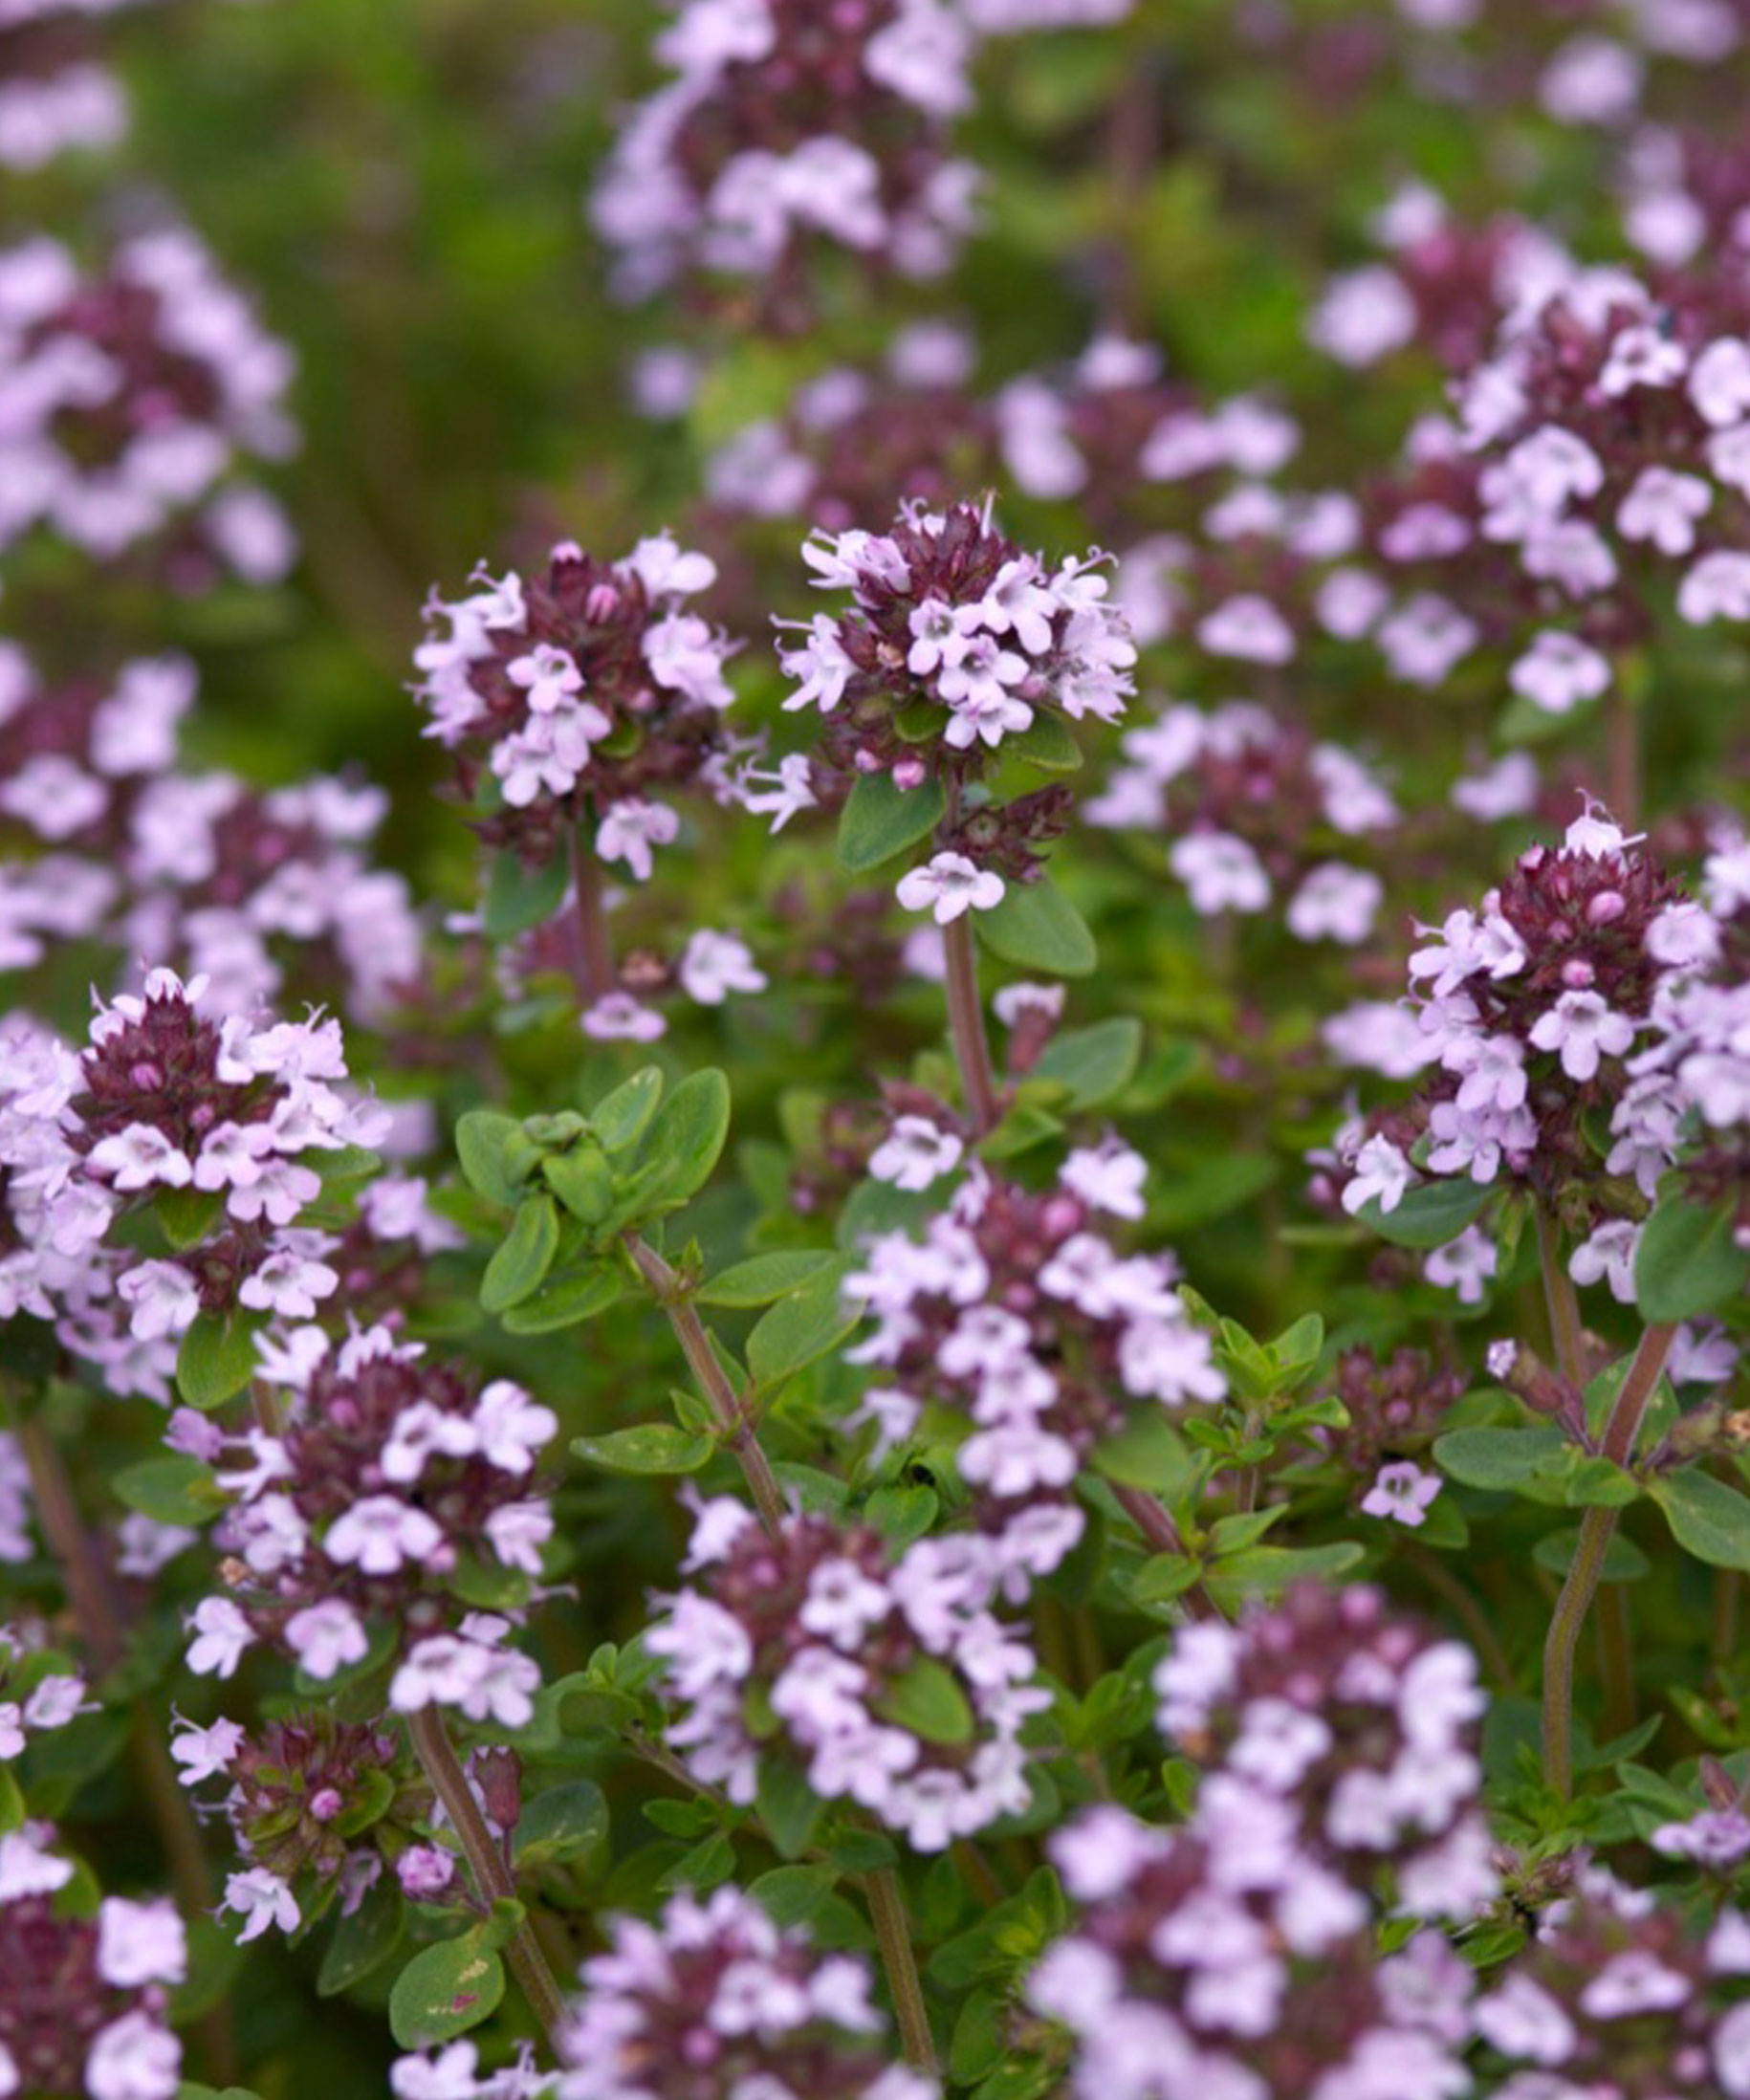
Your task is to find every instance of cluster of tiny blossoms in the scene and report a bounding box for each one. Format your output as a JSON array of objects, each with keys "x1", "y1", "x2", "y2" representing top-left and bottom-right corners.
[
  {"x1": 592, "y1": 0, "x2": 982, "y2": 314},
  {"x1": 1396, "y1": 266, "x2": 1750, "y2": 714},
  {"x1": 541, "y1": 1885, "x2": 934, "y2": 2100},
  {"x1": 0, "y1": 971, "x2": 383, "y2": 1401},
  {"x1": 1340, "y1": 809, "x2": 1695, "y2": 1291},
  {"x1": 413, "y1": 532, "x2": 738, "y2": 872},
  {"x1": 781, "y1": 497, "x2": 1134, "y2": 771},
  {"x1": 172, "y1": 1707, "x2": 435, "y2": 1945},
  {"x1": 1023, "y1": 1585, "x2": 1492, "y2": 2100},
  {"x1": 779, "y1": 498, "x2": 1133, "y2": 921},
  {"x1": 1154, "y1": 1582, "x2": 1496, "y2": 1916},
  {"x1": 648, "y1": 1497, "x2": 1046, "y2": 1851},
  {"x1": 1086, "y1": 698, "x2": 1395, "y2": 945},
  {"x1": 184, "y1": 1323, "x2": 556, "y2": 1710},
  {"x1": 844, "y1": 1150, "x2": 1223, "y2": 1590},
  {"x1": 0, "y1": 229, "x2": 296, "y2": 580},
  {"x1": 1472, "y1": 1867, "x2": 1750, "y2": 2098},
  {"x1": 0, "y1": 1825, "x2": 185, "y2": 2100},
  {"x1": 0, "y1": 639, "x2": 421, "y2": 1018},
  {"x1": 1026, "y1": 1803, "x2": 1476, "y2": 2100},
  {"x1": 0, "y1": 0, "x2": 133, "y2": 170}
]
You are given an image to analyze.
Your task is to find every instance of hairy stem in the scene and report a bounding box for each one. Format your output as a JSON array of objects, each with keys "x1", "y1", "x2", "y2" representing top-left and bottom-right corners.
[
  {"x1": 1534, "y1": 1206, "x2": 1590, "y2": 1392},
  {"x1": 569, "y1": 827, "x2": 616, "y2": 1006},
  {"x1": 864, "y1": 1865, "x2": 937, "y2": 2074},
  {"x1": 943, "y1": 913, "x2": 1001, "y2": 1137},
  {"x1": 408, "y1": 1705, "x2": 569, "y2": 2044},
  {"x1": 624, "y1": 1235, "x2": 787, "y2": 1536},
  {"x1": 1540, "y1": 1317, "x2": 1676, "y2": 1797},
  {"x1": 1111, "y1": 1483, "x2": 1218, "y2": 1620}
]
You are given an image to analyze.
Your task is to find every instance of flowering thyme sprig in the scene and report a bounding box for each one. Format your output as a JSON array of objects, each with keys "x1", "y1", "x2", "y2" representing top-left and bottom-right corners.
[
  {"x1": 648, "y1": 1497, "x2": 1047, "y2": 1853},
  {"x1": 540, "y1": 1885, "x2": 937, "y2": 2100},
  {"x1": 184, "y1": 1322, "x2": 557, "y2": 1701},
  {"x1": 843, "y1": 1152, "x2": 1222, "y2": 1593}
]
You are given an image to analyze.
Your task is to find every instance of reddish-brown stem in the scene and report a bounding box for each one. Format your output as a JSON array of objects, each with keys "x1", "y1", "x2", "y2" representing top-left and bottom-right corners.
[
  {"x1": 1538, "y1": 1295, "x2": 1676, "y2": 1799},
  {"x1": 568, "y1": 826, "x2": 616, "y2": 1006},
  {"x1": 1112, "y1": 1483, "x2": 1219, "y2": 1620},
  {"x1": 408, "y1": 1705, "x2": 568, "y2": 2043},
  {"x1": 624, "y1": 1235, "x2": 787, "y2": 1537},
  {"x1": 943, "y1": 913, "x2": 1001, "y2": 1137}
]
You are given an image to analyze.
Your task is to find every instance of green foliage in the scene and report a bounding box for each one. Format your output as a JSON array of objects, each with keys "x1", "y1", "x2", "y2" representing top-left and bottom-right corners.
[
  {"x1": 387, "y1": 1932, "x2": 506, "y2": 2048},
  {"x1": 1649, "y1": 1470, "x2": 1750, "y2": 1572},
  {"x1": 1634, "y1": 1187, "x2": 1750, "y2": 1320},
  {"x1": 973, "y1": 877, "x2": 1097, "y2": 975},
  {"x1": 837, "y1": 772, "x2": 947, "y2": 872},
  {"x1": 176, "y1": 1311, "x2": 263, "y2": 1410}
]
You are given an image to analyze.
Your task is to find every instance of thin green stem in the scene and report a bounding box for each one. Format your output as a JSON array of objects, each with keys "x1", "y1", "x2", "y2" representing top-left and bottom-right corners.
[
  {"x1": 943, "y1": 913, "x2": 1000, "y2": 1137},
  {"x1": 408, "y1": 1705, "x2": 569, "y2": 2044},
  {"x1": 624, "y1": 1235, "x2": 787, "y2": 1537},
  {"x1": 1540, "y1": 1316, "x2": 1676, "y2": 1797},
  {"x1": 864, "y1": 1865, "x2": 937, "y2": 2074}
]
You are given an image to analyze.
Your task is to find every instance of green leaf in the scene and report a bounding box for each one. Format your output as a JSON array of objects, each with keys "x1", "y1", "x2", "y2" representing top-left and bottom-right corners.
[
  {"x1": 480, "y1": 1194, "x2": 560, "y2": 1314},
  {"x1": 154, "y1": 1187, "x2": 223, "y2": 1251},
  {"x1": 1634, "y1": 1189, "x2": 1750, "y2": 1321},
  {"x1": 483, "y1": 842, "x2": 569, "y2": 939},
  {"x1": 837, "y1": 771, "x2": 947, "y2": 873},
  {"x1": 500, "y1": 1265, "x2": 624, "y2": 1334},
  {"x1": 1358, "y1": 1179, "x2": 1493, "y2": 1249},
  {"x1": 750, "y1": 1863, "x2": 840, "y2": 1929},
  {"x1": 1129, "y1": 1554, "x2": 1207, "y2": 1606},
  {"x1": 543, "y1": 1143, "x2": 617, "y2": 1227},
  {"x1": 0, "y1": 1762, "x2": 23, "y2": 1836},
  {"x1": 1433, "y1": 1426, "x2": 1570, "y2": 1492},
  {"x1": 176, "y1": 1310, "x2": 262, "y2": 1411},
  {"x1": 747, "y1": 1262, "x2": 861, "y2": 1390},
  {"x1": 317, "y1": 1881, "x2": 405, "y2": 1998},
  {"x1": 1030, "y1": 1017, "x2": 1144, "y2": 1110},
  {"x1": 589, "y1": 1067, "x2": 666, "y2": 1154},
  {"x1": 1533, "y1": 1527, "x2": 1651, "y2": 1583},
  {"x1": 388, "y1": 1933, "x2": 505, "y2": 2048},
  {"x1": 1205, "y1": 1542, "x2": 1365, "y2": 1608},
  {"x1": 864, "y1": 1483, "x2": 939, "y2": 1547},
  {"x1": 874, "y1": 1657, "x2": 974, "y2": 1746},
  {"x1": 756, "y1": 1757, "x2": 824, "y2": 1860},
  {"x1": 973, "y1": 877, "x2": 1097, "y2": 977},
  {"x1": 572, "y1": 1425, "x2": 715, "y2": 1476},
  {"x1": 1090, "y1": 1412, "x2": 1195, "y2": 1498},
  {"x1": 514, "y1": 1781, "x2": 609, "y2": 1867},
  {"x1": 999, "y1": 711, "x2": 1083, "y2": 775},
  {"x1": 636, "y1": 1069, "x2": 733, "y2": 1214},
  {"x1": 697, "y1": 1251, "x2": 842, "y2": 1307},
  {"x1": 658, "y1": 1829, "x2": 739, "y2": 1893},
  {"x1": 312, "y1": 1145, "x2": 383, "y2": 1188},
  {"x1": 110, "y1": 1455, "x2": 225, "y2": 1528},
  {"x1": 455, "y1": 1110, "x2": 523, "y2": 1208},
  {"x1": 1650, "y1": 1470, "x2": 1750, "y2": 1572}
]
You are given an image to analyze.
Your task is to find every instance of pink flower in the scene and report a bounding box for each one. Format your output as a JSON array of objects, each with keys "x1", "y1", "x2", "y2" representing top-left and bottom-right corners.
[
  {"x1": 1361, "y1": 1462, "x2": 1442, "y2": 1528},
  {"x1": 222, "y1": 1868, "x2": 299, "y2": 1944},
  {"x1": 894, "y1": 852, "x2": 1005, "y2": 924}
]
